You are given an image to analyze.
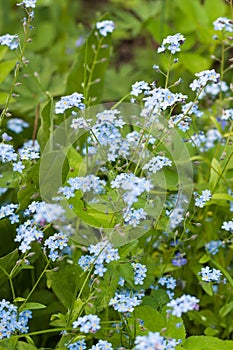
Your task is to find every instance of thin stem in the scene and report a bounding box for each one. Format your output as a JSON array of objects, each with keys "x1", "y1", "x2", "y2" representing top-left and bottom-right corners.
[{"x1": 19, "y1": 259, "x2": 51, "y2": 311}]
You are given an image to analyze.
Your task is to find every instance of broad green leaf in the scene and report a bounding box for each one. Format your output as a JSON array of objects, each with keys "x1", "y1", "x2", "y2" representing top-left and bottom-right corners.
[
  {"x1": 0, "y1": 249, "x2": 19, "y2": 288},
  {"x1": 219, "y1": 301, "x2": 233, "y2": 318},
  {"x1": 180, "y1": 53, "x2": 210, "y2": 74},
  {"x1": 183, "y1": 336, "x2": 233, "y2": 350},
  {"x1": 17, "y1": 342, "x2": 38, "y2": 350},
  {"x1": 0, "y1": 46, "x2": 7, "y2": 61},
  {"x1": 17, "y1": 161, "x2": 40, "y2": 210},
  {"x1": 0, "y1": 59, "x2": 16, "y2": 84},
  {"x1": 209, "y1": 158, "x2": 222, "y2": 191},
  {"x1": 66, "y1": 14, "x2": 113, "y2": 105},
  {"x1": 135, "y1": 305, "x2": 165, "y2": 331},
  {"x1": 19, "y1": 302, "x2": 47, "y2": 312},
  {"x1": 46, "y1": 264, "x2": 83, "y2": 309},
  {"x1": 37, "y1": 98, "x2": 54, "y2": 151},
  {"x1": 199, "y1": 254, "x2": 210, "y2": 264}
]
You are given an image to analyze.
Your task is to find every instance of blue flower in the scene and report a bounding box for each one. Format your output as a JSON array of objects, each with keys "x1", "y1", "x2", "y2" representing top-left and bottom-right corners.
[
  {"x1": 17, "y1": 0, "x2": 37, "y2": 8},
  {"x1": 194, "y1": 189, "x2": 212, "y2": 208},
  {"x1": 199, "y1": 266, "x2": 222, "y2": 283},
  {"x1": 55, "y1": 92, "x2": 85, "y2": 114},
  {"x1": 89, "y1": 339, "x2": 113, "y2": 350},
  {"x1": 96, "y1": 20, "x2": 115, "y2": 36},
  {"x1": 72, "y1": 314, "x2": 101, "y2": 333},
  {"x1": 157, "y1": 33, "x2": 185, "y2": 54},
  {"x1": 132, "y1": 262, "x2": 147, "y2": 285},
  {"x1": 44, "y1": 232, "x2": 68, "y2": 261},
  {"x1": 167, "y1": 294, "x2": 199, "y2": 317},
  {"x1": 0, "y1": 34, "x2": 19, "y2": 50},
  {"x1": 134, "y1": 331, "x2": 181, "y2": 350},
  {"x1": 213, "y1": 17, "x2": 233, "y2": 32},
  {"x1": 66, "y1": 339, "x2": 86, "y2": 350}
]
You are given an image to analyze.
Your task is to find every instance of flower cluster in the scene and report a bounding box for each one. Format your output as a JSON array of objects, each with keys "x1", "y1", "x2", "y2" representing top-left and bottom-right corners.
[
  {"x1": 55, "y1": 92, "x2": 85, "y2": 114},
  {"x1": 73, "y1": 314, "x2": 101, "y2": 333},
  {"x1": 131, "y1": 262, "x2": 147, "y2": 285},
  {"x1": 59, "y1": 175, "x2": 106, "y2": 199},
  {"x1": 167, "y1": 294, "x2": 199, "y2": 317},
  {"x1": 89, "y1": 340, "x2": 113, "y2": 350},
  {"x1": 134, "y1": 332, "x2": 181, "y2": 350},
  {"x1": 199, "y1": 266, "x2": 222, "y2": 283},
  {"x1": 205, "y1": 240, "x2": 224, "y2": 255},
  {"x1": 0, "y1": 299, "x2": 32, "y2": 339},
  {"x1": 123, "y1": 207, "x2": 147, "y2": 227},
  {"x1": 24, "y1": 201, "x2": 65, "y2": 225},
  {"x1": 15, "y1": 219, "x2": 44, "y2": 253},
  {"x1": 194, "y1": 189, "x2": 212, "y2": 208},
  {"x1": 190, "y1": 69, "x2": 220, "y2": 92},
  {"x1": 157, "y1": 33, "x2": 185, "y2": 54},
  {"x1": 213, "y1": 17, "x2": 233, "y2": 32},
  {"x1": 44, "y1": 232, "x2": 68, "y2": 261},
  {"x1": 130, "y1": 80, "x2": 150, "y2": 97},
  {"x1": 157, "y1": 276, "x2": 176, "y2": 299},
  {"x1": 0, "y1": 34, "x2": 19, "y2": 50},
  {"x1": 78, "y1": 241, "x2": 119, "y2": 277},
  {"x1": 96, "y1": 20, "x2": 115, "y2": 36},
  {"x1": 109, "y1": 289, "x2": 144, "y2": 313},
  {"x1": 222, "y1": 219, "x2": 233, "y2": 233},
  {"x1": 111, "y1": 173, "x2": 152, "y2": 207},
  {"x1": 7, "y1": 118, "x2": 29, "y2": 134},
  {"x1": 142, "y1": 155, "x2": 172, "y2": 174},
  {"x1": 0, "y1": 203, "x2": 19, "y2": 224},
  {"x1": 17, "y1": 0, "x2": 37, "y2": 8},
  {"x1": 66, "y1": 339, "x2": 86, "y2": 350}
]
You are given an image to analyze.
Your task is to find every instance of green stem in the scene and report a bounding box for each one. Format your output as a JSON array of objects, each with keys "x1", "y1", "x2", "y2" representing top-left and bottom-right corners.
[{"x1": 19, "y1": 259, "x2": 51, "y2": 311}]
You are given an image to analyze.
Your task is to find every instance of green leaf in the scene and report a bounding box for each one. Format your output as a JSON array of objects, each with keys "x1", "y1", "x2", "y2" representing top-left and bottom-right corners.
[
  {"x1": 17, "y1": 161, "x2": 40, "y2": 210},
  {"x1": 46, "y1": 264, "x2": 83, "y2": 309},
  {"x1": 209, "y1": 158, "x2": 222, "y2": 191},
  {"x1": 17, "y1": 342, "x2": 38, "y2": 350},
  {"x1": 19, "y1": 302, "x2": 46, "y2": 312},
  {"x1": 199, "y1": 254, "x2": 210, "y2": 264},
  {"x1": 0, "y1": 249, "x2": 19, "y2": 288},
  {"x1": 66, "y1": 14, "x2": 113, "y2": 105},
  {"x1": 37, "y1": 97, "x2": 54, "y2": 152},
  {"x1": 135, "y1": 305, "x2": 165, "y2": 331},
  {"x1": 219, "y1": 301, "x2": 233, "y2": 318},
  {"x1": 0, "y1": 58, "x2": 16, "y2": 84},
  {"x1": 183, "y1": 336, "x2": 233, "y2": 350}
]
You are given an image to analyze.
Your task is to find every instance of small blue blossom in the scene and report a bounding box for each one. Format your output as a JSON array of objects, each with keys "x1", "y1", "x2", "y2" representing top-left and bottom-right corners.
[
  {"x1": 0, "y1": 34, "x2": 19, "y2": 50},
  {"x1": 130, "y1": 81, "x2": 150, "y2": 97},
  {"x1": 0, "y1": 204, "x2": 19, "y2": 222},
  {"x1": 89, "y1": 339, "x2": 113, "y2": 350},
  {"x1": 213, "y1": 17, "x2": 233, "y2": 32},
  {"x1": 7, "y1": 118, "x2": 29, "y2": 134},
  {"x1": 134, "y1": 331, "x2": 181, "y2": 350},
  {"x1": 0, "y1": 299, "x2": 32, "y2": 339},
  {"x1": 194, "y1": 189, "x2": 212, "y2": 208},
  {"x1": 15, "y1": 219, "x2": 44, "y2": 253},
  {"x1": 17, "y1": 0, "x2": 37, "y2": 7},
  {"x1": 205, "y1": 240, "x2": 224, "y2": 255},
  {"x1": 222, "y1": 219, "x2": 233, "y2": 233},
  {"x1": 131, "y1": 262, "x2": 147, "y2": 285},
  {"x1": 109, "y1": 289, "x2": 144, "y2": 313},
  {"x1": 78, "y1": 241, "x2": 119, "y2": 277},
  {"x1": 142, "y1": 155, "x2": 172, "y2": 174},
  {"x1": 96, "y1": 20, "x2": 115, "y2": 36},
  {"x1": 118, "y1": 277, "x2": 125, "y2": 287},
  {"x1": 13, "y1": 161, "x2": 25, "y2": 173},
  {"x1": 0, "y1": 143, "x2": 17, "y2": 163},
  {"x1": 44, "y1": 232, "x2": 68, "y2": 261},
  {"x1": 123, "y1": 207, "x2": 147, "y2": 227},
  {"x1": 190, "y1": 69, "x2": 220, "y2": 92},
  {"x1": 157, "y1": 33, "x2": 185, "y2": 54},
  {"x1": 199, "y1": 266, "x2": 222, "y2": 283},
  {"x1": 72, "y1": 314, "x2": 101, "y2": 333},
  {"x1": 66, "y1": 339, "x2": 87, "y2": 350},
  {"x1": 172, "y1": 252, "x2": 187, "y2": 267},
  {"x1": 55, "y1": 92, "x2": 85, "y2": 114},
  {"x1": 167, "y1": 294, "x2": 199, "y2": 317},
  {"x1": 158, "y1": 276, "x2": 176, "y2": 290}
]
